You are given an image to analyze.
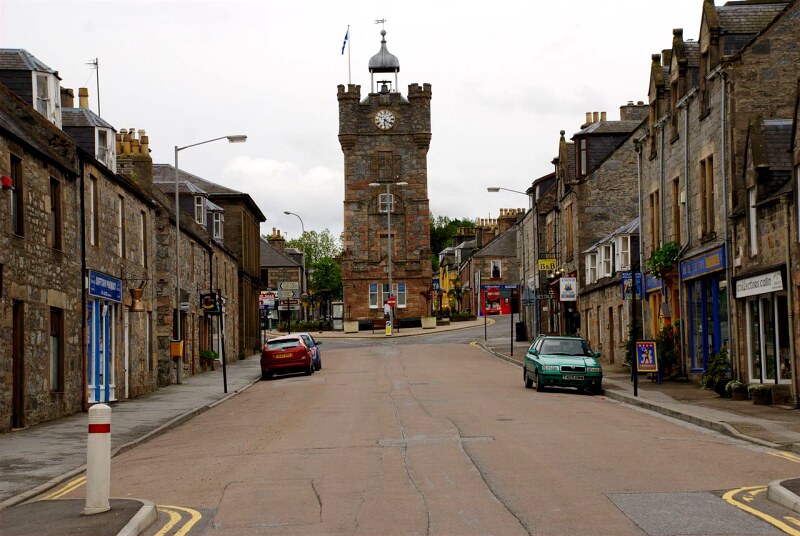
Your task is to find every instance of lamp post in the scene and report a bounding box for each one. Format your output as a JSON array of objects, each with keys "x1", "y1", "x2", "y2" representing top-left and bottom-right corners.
[
  {"x1": 369, "y1": 180, "x2": 408, "y2": 335},
  {"x1": 283, "y1": 210, "x2": 306, "y2": 321},
  {"x1": 174, "y1": 134, "x2": 246, "y2": 384}
]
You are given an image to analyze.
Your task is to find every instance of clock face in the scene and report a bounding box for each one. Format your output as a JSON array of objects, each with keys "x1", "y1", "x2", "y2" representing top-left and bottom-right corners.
[{"x1": 375, "y1": 110, "x2": 396, "y2": 130}]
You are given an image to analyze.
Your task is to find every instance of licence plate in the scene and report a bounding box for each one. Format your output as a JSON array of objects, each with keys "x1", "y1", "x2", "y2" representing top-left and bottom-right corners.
[
  {"x1": 275, "y1": 353, "x2": 293, "y2": 359},
  {"x1": 562, "y1": 375, "x2": 584, "y2": 381}
]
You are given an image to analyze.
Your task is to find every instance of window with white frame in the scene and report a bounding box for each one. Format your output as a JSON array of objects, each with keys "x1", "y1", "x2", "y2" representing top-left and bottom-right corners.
[
  {"x1": 96, "y1": 128, "x2": 115, "y2": 171},
  {"x1": 749, "y1": 187, "x2": 758, "y2": 256},
  {"x1": 490, "y1": 260, "x2": 502, "y2": 278},
  {"x1": 379, "y1": 192, "x2": 394, "y2": 213},
  {"x1": 397, "y1": 283, "x2": 407, "y2": 308},
  {"x1": 369, "y1": 283, "x2": 378, "y2": 308},
  {"x1": 213, "y1": 213, "x2": 224, "y2": 240},
  {"x1": 615, "y1": 235, "x2": 631, "y2": 271},
  {"x1": 585, "y1": 253, "x2": 598, "y2": 284},
  {"x1": 35, "y1": 73, "x2": 49, "y2": 116},
  {"x1": 33, "y1": 72, "x2": 61, "y2": 127},
  {"x1": 600, "y1": 244, "x2": 613, "y2": 277},
  {"x1": 194, "y1": 196, "x2": 206, "y2": 225}
]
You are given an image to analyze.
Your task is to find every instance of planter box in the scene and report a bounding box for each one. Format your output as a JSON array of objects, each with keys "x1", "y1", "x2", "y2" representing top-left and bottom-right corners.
[
  {"x1": 421, "y1": 316, "x2": 437, "y2": 329},
  {"x1": 731, "y1": 390, "x2": 748, "y2": 401},
  {"x1": 751, "y1": 390, "x2": 772, "y2": 405},
  {"x1": 343, "y1": 320, "x2": 359, "y2": 334}
]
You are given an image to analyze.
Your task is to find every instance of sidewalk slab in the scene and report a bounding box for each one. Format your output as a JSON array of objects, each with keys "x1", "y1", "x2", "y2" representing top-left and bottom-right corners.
[{"x1": 0, "y1": 498, "x2": 155, "y2": 536}]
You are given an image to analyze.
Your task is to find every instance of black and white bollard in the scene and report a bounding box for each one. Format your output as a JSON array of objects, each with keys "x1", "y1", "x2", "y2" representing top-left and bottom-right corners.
[{"x1": 84, "y1": 403, "x2": 111, "y2": 514}]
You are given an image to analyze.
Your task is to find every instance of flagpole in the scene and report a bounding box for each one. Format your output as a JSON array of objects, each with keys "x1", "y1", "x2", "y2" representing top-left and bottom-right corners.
[{"x1": 347, "y1": 25, "x2": 351, "y2": 85}]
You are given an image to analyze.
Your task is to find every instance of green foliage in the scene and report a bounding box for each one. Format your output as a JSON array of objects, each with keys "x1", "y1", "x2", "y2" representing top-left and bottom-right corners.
[
  {"x1": 725, "y1": 380, "x2": 744, "y2": 394},
  {"x1": 430, "y1": 215, "x2": 476, "y2": 257},
  {"x1": 623, "y1": 315, "x2": 643, "y2": 368},
  {"x1": 647, "y1": 241, "x2": 681, "y2": 278},
  {"x1": 280, "y1": 228, "x2": 344, "y2": 301},
  {"x1": 291, "y1": 319, "x2": 332, "y2": 331},
  {"x1": 309, "y1": 257, "x2": 343, "y2": 300},
  {"x1": 285, "y1": 229, "x2": 341, "y2": 267},
  {"x1": 199, "y1": 349, "x2": 218, "y2": 361},
  {"x1": 701, "y1": 346, "x2": 730, "y2": 389},
  {"x1": 654, "y1": 323, "x2": 680, "y2": 373}
]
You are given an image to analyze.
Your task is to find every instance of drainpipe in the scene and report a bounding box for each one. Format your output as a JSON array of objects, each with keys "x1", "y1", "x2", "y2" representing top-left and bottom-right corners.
[
  {"x1": 784, "y1": 197, "x2": 798, "y2": 407},
  {"x1": 676, "y1": 88, "x2": 696, "y2": 377},
  {"x1": 719, "y1": 69, "x2": 736, "y2": 377},
  {"x1": 80, "y1": 159, "x2": 88, "y2": 412}
]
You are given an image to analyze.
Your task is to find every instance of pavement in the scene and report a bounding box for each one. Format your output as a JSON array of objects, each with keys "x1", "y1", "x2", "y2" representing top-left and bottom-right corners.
[{"x1": 1, "y1": 317, "x2": 799, "y2": 535}]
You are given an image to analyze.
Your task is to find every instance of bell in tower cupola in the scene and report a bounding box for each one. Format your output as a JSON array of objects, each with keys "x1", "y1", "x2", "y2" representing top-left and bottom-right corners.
[{"x1": 369, "y1": 29, "x2": 400, "y2": 94}]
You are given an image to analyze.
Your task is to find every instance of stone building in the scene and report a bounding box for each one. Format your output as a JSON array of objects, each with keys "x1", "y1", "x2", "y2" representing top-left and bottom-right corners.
[
  {"x1": 0, "y1": 79, "x2": 81, "y2": 431},
  {"x1": 260, "y1": 230, "x2": 303, "y2": 327},
  {"x1": 337, "y1": 29, "x2": 433, "y2": 320},
  {"x1": 153, "y1": 164, "x2": 264, "y2": 359},
  {"x1": 638, "y1": 0, "x2": 799, "y2": 403}
]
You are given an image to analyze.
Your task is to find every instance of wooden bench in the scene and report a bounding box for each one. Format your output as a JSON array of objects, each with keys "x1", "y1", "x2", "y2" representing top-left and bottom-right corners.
[{"x1": 372, "y1": 318, "x2": 400, "y2": 333}]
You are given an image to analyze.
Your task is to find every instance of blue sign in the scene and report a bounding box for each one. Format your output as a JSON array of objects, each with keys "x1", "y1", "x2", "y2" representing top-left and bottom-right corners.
[
  {"x1": 645, "y1": 274, "x2": 662, "y2": 294},
  {"x1": 680, "y1": 246, "x2": 726, "y2": 281},
  {"x1": 621, "y1": 272, "x2": 642, "y2": 300},
  {"x1": 88, "y1": 270, "x2": 122, "y2": 303}
]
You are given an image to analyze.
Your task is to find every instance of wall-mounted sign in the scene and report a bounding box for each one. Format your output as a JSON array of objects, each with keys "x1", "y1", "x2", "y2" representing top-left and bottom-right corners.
[
  {"x1": 621, "y1": 272, "x2": 643, "y2": 300},
  {"x1": 735, "y1": 271, "x2": 783, "y2": 298},
  {"x1": 559, "y1": 277, "x2": 577, "y2": 301},
  {"x1": 537, "y1": 259, "x2": 557, "y2": 271},
  {"x1": 680, "y1": 246, "x2": 726, "y2": 281},
  {"x1": 88, "y1": 270, "x2": 122, "y2": 303}
]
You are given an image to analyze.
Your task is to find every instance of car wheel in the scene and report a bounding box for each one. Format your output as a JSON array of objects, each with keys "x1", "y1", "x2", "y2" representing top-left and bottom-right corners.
[
  {"x1": 305, "y1": 361, "x2": 313, "y2": 376},
  {"x1": 315, "y1": 359, "x2": 321, "y2": 371},
  {"x1": 592, "y1": 384, "x2": 603, "y2": 396},
  {"x1": 524, "y1": 368, "x2": 533, "y2": 389},
  {"x1": 534, "y1": 370, "x2": 544, "y2": 392}
]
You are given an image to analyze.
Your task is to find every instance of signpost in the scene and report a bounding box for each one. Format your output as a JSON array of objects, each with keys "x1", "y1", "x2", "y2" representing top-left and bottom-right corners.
[{"x1": 387, "y1": 296, "x2": 397, "y2": 307}]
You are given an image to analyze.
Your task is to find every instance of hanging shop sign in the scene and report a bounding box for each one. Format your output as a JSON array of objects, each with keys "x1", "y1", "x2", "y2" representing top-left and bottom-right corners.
[
  {"x1": 88, "y1": 270, "x2": 122, "y2": 303},
  {"x1": 559, "y1": 277, "x2": 577, "y2": 301},
  {"x1": 537, "y1": 259, "x2": 557, "y2": 271}
]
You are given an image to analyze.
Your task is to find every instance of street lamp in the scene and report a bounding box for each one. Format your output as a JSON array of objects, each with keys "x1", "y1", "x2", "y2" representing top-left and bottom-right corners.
[
  {"x1": 369, "y1": 180, "x2": 408, "y2": 335},
  {"x1": 283, "y1": 211, "x2": 307, "y2": 320},
  {"x1": 486, "y1": 186, "x2": 528, "y2": 195},
  {"x1": 174, "y1": 134, "x2": 246, "y2": 384}
]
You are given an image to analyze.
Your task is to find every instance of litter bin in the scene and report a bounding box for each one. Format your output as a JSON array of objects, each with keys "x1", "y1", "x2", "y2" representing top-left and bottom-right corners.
[{"x1": 515, "y1": 321, "x2": 527, "y2": 342}]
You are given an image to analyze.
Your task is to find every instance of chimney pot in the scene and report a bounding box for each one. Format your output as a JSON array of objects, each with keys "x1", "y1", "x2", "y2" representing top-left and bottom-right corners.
[
  {"x1": 61, "y1": 87, "x2": 75, "y2": 108},
  {"x1": 585, "y1": 112, "x2": 592, "y2": 124},
  {"x1": 600, "y1": 111, "x2": 607, "y2": 122},
  {"x1": 78, "y1": 87, "x2": 89, "y2": 109},
  {"x1": 592, "y1": 111, "x2": 599, "y2": 123}
]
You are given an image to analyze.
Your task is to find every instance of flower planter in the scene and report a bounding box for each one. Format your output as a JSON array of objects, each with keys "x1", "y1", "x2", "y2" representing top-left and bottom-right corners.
[
  {"x1": 751, "y1": 389, "x2": 772, "y2": 405},
  {"x1": 343, "y1": 320, "x2": 359, "y2": 334},
  {"x1": 731, "y1": 389, "x2": 748, "y2": 401},
  {"x1": 421, "y1": 316, "x2": 437, "y2": 329}
]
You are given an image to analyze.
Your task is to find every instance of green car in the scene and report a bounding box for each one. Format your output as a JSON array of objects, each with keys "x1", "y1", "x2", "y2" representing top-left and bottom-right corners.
[{"x1": 523, "y1": 335, "x2": 603, "y2": 394}]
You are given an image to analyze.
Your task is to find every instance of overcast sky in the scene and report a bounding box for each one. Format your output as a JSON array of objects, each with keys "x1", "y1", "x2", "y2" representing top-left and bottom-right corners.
[{"x1": 1, "y1": 1, "x2": 703, "y2": 241}]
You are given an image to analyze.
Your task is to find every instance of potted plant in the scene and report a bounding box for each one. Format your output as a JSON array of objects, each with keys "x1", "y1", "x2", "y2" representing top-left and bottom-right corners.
[
  {"x1": 725, "y1": 380, "x2": 748, "y2": 401},
  {"x1": 647, "y1": 241, "x2": 681, "y2": 278},
  {"x1": 701, "y1": 347, "x2": 730, "y2": 397},
  {"x1": 199, "y1": 349, "x2": 218, "y2": 371},
  {"x1": 748, "y1": 384, "x2": 772, "y2": 405}
]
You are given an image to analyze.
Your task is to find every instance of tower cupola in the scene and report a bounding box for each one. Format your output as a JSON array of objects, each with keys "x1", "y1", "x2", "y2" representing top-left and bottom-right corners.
[{"x1": 368, "y1": 29, "x2": 400, "y2": 94}]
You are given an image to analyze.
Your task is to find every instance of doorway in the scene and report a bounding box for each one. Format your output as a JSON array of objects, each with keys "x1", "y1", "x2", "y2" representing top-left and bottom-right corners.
[{"x1": 12, "y1": 300, "x2": 24, "y2": 429}]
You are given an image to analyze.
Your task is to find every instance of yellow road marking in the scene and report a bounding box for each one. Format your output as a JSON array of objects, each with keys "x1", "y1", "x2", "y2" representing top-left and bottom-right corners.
[
  {"x1": 154, "y1": 507, "x2": 183, "y2": 535},
  {"x1": 723, "y1": 485, "x2": 800, "y2": 535},
  {"x1": 787, "y1": 517, "x2": 800, "y2": 528},
  {"x1": 770, "y1": 451, "x2": 800, "y2": 464},
  {"x1": 44, "y1": 476, "x2": 86, "y2": 499},
  {"x1": 157, "y1": 504, "x2": 202, "y2": 536}
]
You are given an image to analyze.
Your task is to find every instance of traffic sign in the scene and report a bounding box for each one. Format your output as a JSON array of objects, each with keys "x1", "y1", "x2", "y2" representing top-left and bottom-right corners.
[
  {"x1": 485, "y1": 287, "x2": 501, "y2": 301},
  {"x1": 279, "y1": 281, "x2": 300, "y2": 290},
  {"x1": 387, "y1": 296, "x2": 397, "y2": 307}
]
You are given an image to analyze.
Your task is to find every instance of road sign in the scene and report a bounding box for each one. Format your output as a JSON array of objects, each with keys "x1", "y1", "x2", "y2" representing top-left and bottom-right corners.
[
  {"x1": 279, "y1": 290, "x2": 295, "y2": 299},
  {"x1": 387, "y1": 296, "x2": 397, "y2": 307},
  {"x1": 279, "y1": 281, "x2": 300, "y2": 290},
  {"x1": 485, "y1": 287, "x2": 501, "y2": 301}
]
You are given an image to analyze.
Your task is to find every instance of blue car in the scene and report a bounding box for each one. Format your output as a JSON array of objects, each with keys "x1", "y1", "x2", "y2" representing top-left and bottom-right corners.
[{"x1": 298, "y1": 333, "x2": 322, "y2": 371}]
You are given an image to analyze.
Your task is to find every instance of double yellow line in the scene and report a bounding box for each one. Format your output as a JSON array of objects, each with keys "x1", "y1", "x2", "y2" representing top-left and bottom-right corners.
[{"x1": 43, "y1": 478, "x2": 202, "y2": 535}]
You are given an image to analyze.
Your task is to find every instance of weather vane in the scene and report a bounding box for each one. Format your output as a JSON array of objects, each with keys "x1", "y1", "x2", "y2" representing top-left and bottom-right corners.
[{"x1": 375, "y1": 19, "x2": 386, "y2": 29}]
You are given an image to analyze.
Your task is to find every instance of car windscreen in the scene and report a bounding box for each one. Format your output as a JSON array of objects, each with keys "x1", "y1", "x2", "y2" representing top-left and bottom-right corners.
[
  {"x1": 266, "y1": 339, "x2": 302, "y2": 351},
  {"x1": 541, "y1": 339, "x2": 593, "y2": 356}
]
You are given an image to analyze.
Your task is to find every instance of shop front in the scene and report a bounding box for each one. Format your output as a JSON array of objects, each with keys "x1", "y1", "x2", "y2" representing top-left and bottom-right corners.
[
  {"x1": 734, "y1": 269, "x2": 791, "y2": 385},
  {"x1": 680, "y1": 246, "x2": 729, "y2": 374},
  {"x1": 87, "y1": 270, "x2": 122, "y2": 404}
]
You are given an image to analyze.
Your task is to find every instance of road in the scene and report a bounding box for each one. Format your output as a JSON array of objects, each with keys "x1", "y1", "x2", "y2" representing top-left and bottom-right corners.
[{"x1": 58, "y1": 325, "x2": 800, "y2": 534}]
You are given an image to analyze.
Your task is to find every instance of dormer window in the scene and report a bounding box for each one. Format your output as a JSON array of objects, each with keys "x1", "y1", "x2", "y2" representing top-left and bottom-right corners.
[
  {"x1": 213, "y1": 213, "x2": 224, "y2": 240},
  {"x1": 585, "y1": 252, "x2": 598, "y2": 284},
  {"x1": 615, "y1": 235, "x2": 632, "y2": 271},
  {"x1": 96, "y1": 128, "x2": 115, "y2": 171},
  {"x1": 194, "y1": 196, "x2": 206, "y2": 225},
  {"x1": 32, "y1": 72, "x2": 61, "y2": 128}
]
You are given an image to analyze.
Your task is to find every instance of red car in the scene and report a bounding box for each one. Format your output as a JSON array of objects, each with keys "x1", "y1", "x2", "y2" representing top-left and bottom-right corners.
[{"x1": 260, "y1": 335, "x2": 314, "y2": 380}]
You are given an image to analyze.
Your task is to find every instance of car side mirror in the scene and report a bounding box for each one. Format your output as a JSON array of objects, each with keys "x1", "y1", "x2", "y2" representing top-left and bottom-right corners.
[
  {"x1": 316, "y1": 341, "x2": 322, "y2": 345},
  {"x1": 529, "y1": 348, "x2": 538, "y2": 356},
  {"x1": 593, "y1": 352, "x2": 600, "y2": 359}
]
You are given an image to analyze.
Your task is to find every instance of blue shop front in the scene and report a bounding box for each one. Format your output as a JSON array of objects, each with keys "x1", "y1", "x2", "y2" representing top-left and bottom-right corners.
[
  {"x1": 680, "y1": 246, "x2": 729, "y2": 373},
  {"x1": 87, "y1": 270, "x2": 122, "y2": 403}
]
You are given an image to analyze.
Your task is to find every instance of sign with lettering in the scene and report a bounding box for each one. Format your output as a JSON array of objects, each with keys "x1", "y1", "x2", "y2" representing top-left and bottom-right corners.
[
  {"x1": 88, "y1": 270, "x2": 122, "y2": 303},
  {"x1": 735, "y1": 271, "x2": 783, "y2": 298},
  {"x1": 559, "y1": 277, "x2": 577, "y2": 301},
  {"x1": 680, "y1": 246, "x2": 726, "y2": 281},
  {"x1": 537, "y1": 259, "x2": 557, "y2": 271}
]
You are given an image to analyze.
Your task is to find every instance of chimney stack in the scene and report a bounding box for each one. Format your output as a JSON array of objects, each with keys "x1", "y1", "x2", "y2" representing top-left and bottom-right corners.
[
  {"x1": 592, "y1": 111, "x2": 599, "y2": 124},
  {"x1": 61, "y1": 87, "x2": 74, "y2": 108},
  {"x1": 78, "y1": 87, "x2": 89, "y2": 109},
  {"x1": 585, "y1": 112, "x2": 592, "y2": 125},
  {"x1": 116, "y1": 127, "x2": 153, "y2": 190},
  {"x1": 268, "y1": 228, "x2": 286, "y2": 252},
  {"x1": 600, "y1": 111, "x2": 607, "y2": 122}
]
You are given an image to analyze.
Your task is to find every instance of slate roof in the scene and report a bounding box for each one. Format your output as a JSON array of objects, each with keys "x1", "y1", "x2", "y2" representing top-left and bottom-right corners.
[
  {"x1": 717, "y1": 2, "x2": 790, "y2": 56},
  {"x1": 763, "y1": 119, "x2": 793, "y2": 171},
  {"x1": 583, "y1": 218, "x2": 639, "y2": 254},
  {"x1": 260, "y1": 237, "x2": 300, "y2": 268},
  {"x1": 0, "y1": 82, "x2": 76, "y2": 173},
  {"x1": 62, "y1": 108, "x2": 115, "y2": 130},
  {"x1": 575, "y1": 120, "x2": 642, "y2": 136},
  {"x1": 0, "y1": 49, "x2": 58, "y2": 75},
  {"x1": 206, "y1": 199, "x2": 224, "y2": 212},
  {"x1": 685, "y1": 41, "x2": 700, "y2": 67},
  {"x1": 153, "y1": 164, "x2": 239, "y2": 194},
  {"x1": 473, "y1": 228, "x2": 516, "y2": 258}
]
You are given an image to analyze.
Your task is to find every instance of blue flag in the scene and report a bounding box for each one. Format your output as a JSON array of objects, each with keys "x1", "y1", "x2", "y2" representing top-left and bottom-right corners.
[{"x1": 341, "y1": 27, "x2": 349, "y2": 55}]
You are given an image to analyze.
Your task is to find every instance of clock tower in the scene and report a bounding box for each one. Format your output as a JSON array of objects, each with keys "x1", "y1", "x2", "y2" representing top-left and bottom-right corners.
[{"x1": 337, "y1": 29, "x2": 432, "y2": 321}]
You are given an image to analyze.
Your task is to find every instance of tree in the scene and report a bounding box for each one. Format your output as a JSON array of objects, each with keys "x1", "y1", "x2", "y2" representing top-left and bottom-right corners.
[
  {"x1": 283, "y1": 229, "x2": 343, "y2": 316},
  {"x1": 286, "y1": 229, "x2": 341, "y2": 267},
  {"x1": 430, "y1": 215, "x2": 476, "y2": 270}
]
